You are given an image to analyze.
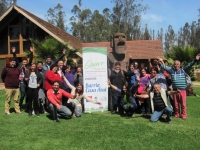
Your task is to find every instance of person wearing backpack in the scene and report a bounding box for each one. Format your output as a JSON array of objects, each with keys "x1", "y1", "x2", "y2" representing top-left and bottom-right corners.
[
  {"x1": 158, "y1": 54, "x2": 200, "y2": 120},
  {"x1": 1, "y1": 57, "x2": 21, "y2": 115}
]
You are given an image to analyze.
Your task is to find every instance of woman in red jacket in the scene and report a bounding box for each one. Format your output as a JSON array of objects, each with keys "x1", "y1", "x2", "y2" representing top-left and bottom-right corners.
[{"x1": 44, "y1": 64, "x2": 63, "y2": 92}]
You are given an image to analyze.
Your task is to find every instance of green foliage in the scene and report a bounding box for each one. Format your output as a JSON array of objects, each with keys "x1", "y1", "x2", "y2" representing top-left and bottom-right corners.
[
  {"x1": 165, "y1": 46, "x2": 197, "y2": 62},
  {"x1": 70, "y1": 0, "x2": 147, "y2": 42},
  {"x1": 1, "y1": 88, "x2": 200, "y2": 149},
  {"x1": 164, "y1": 46, "x2": 199, "y2": 80},
  {"x1": 24, "y1": 37, "x2": 80, "y2": 63}
]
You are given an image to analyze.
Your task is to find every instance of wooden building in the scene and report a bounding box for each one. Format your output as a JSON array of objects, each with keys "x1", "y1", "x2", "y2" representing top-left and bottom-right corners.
[
  {"x1": 0, "y1": 4, "x2": 82, "y2": 82},
  {"x1": 0, "y1": 4, "x2": 164, "y2": 83}
]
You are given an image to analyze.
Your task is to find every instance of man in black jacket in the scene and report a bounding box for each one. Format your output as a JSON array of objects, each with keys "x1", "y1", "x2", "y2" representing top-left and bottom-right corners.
[{"x1": 109, "y1": 62, "x2": 125, "y2": 114}]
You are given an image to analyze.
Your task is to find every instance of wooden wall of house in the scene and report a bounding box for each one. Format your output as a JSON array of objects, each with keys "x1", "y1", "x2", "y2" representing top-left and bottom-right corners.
[{"x1": 0, "y1": 59, "x2": 6, "y2": 83}]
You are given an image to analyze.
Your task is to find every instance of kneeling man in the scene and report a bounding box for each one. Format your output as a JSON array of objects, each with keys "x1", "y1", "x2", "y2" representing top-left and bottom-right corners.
[
  {"x1": 135, "y1": 83, "x2": 180, "y2": 123},
  {"x1": 47, "y1": 81, "x2": 74, "y2": 122}
]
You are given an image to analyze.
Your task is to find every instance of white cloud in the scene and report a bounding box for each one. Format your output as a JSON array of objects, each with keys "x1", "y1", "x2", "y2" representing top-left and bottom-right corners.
[{"x1": 142, "y1": 13, "x2": 165, "y2": 22}]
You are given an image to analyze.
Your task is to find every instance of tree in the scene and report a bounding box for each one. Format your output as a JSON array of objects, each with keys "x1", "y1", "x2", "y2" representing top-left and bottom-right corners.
[
  {"x1": 142, "y1": 24, "x2": 151, "y2": 40},
  {"x1": 70, "y1": 2, "x2": 92, "y2": 42},
  {"x1": 46, "y1": 3, "x2": 67, "y2": 30},
  {"x1": 26, "y1": 37, "x2": 80, "y2": 67},
  {"x1": 110, "y1": 0, "x2": 148, "y2": 40},
  {"x1": 88, "y1": 10, "x2": 111, "y2": 42},
  {"x1": 164, "y1": 25, "x2": 176, "y2": 51},
  {"x1": 0, "y1": 0, "x2": 17, "y2": 15},
  {"x1": 164, "y1": 46, "x2": 198, "y2": 80},
  {"x1": 190, "y1": 21, "x2": 197, "y2": 47},
  {"x1": 177, "y1": 22, "x2": 191, "y2": 47}
]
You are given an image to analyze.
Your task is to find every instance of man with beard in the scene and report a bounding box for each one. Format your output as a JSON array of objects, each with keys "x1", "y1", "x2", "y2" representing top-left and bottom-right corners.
[
  {"x1": 1, "y1": 57, "x2": 21, "y2": 115},
  {"x1": 42, "y1": 49, "x2": 66, "y2": 74},
  {"x1": 47, "y1": 81, "x2": 74, "y2": 122}
]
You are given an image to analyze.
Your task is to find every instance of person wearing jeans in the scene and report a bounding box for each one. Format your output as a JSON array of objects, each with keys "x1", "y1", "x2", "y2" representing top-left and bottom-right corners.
[
  {"x1": 12, "y1": 46, "x2": 33, "y2": 111},
  {"x1": 47, "y1": 81, "x2": 74, "y2": 122},
  {"x1": 25, "y1": 63, "x2": 43, "y2": 116},
  {"x1": 108, "y1": 80, "x2": 137, "y2": 117},
  {"x1": 135, "y1": 83, "x2": 180, "y2": 123},
  {"x1": 159, "y1": 54, "x2": 200, "y2": 119}
]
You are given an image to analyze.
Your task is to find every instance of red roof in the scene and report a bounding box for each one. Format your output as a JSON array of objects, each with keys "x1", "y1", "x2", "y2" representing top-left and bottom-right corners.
[{"x1": 82, "y1": 40, "x2": 164, "y2": 59}]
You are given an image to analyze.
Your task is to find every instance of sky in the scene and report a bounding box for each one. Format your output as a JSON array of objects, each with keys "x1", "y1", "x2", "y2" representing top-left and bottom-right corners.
[{"x1": 17, "y1": 0, "x2": 200, "y2": 35}]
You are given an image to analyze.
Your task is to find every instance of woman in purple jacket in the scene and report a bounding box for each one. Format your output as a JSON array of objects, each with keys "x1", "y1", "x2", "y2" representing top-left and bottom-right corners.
[{"x1": 64, "y1": 65, "x2": 76, "y2": 93}]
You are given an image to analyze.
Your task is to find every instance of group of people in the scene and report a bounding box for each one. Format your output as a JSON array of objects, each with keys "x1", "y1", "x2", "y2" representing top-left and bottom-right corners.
[
  {"x1": 1, "y1": 46, "x2": 101, "y2": 122},
  {"x1": 1, "y1": 46, "x2": 199, "y2": 123},
  {"x1": 109, "y1": 54, "x2": 200, "y2": 123}
]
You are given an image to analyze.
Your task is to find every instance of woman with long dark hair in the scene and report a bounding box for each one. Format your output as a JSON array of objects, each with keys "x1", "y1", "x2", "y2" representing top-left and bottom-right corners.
[
  {"x1": 137, "y1": 68, "x2": 151, "y2": 116},
  {"x1": 25, "y1": 63, "x2": 42, "y2": 116},
  {"x1": 108, "y1": 80, "x2": 137, "y2": 117},
  {"x1": 63, "y1": 75, "x2": 101, "y2": 117}
]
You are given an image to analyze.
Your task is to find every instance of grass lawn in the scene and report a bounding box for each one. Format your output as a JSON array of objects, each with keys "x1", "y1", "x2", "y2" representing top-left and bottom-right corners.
[{"x1": 0, "y1": 88, "x2": 200, "y2": 150}]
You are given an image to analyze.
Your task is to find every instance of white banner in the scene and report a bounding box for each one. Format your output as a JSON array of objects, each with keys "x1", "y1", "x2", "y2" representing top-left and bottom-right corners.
[{"x1": 82, "y1": 47, "x2": 108, "y2": 112}]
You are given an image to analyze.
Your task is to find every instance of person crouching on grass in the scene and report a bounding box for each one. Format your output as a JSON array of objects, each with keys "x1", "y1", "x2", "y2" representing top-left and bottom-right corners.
[
  {"x1": 47, "y1": 81, "x2": 74, "y2": 122},
  {"x1": 62, "y1": 74, "x2": 101, "y2": 117},
  {"x1": 108, "y1": 80, "x2": 137, "y2": 117},
  {"x1": 134, "y1": 83, "x2": 181, "y2": 124}
]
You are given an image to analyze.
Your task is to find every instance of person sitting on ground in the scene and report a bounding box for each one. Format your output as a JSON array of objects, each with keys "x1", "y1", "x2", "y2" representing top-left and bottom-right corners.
[
  {"x1": 108, "y1": 80, "x2": 137, "y2": 117},
  {"x1": 47, "y1": 81, "x2": 74, "y2": 122},
  {"x1": 63, "y1": 75, "x2": 101, "y2": 117},
  {"x1": 134, "y1": 83, "x2": 180, "y2": 124}
]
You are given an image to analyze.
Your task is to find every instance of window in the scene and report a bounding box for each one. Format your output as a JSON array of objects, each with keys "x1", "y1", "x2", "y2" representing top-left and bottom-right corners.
[
  {"x1": 23, "y1": 41, "x2": 32, "y2": 51},
  {"x1": 22, "y1": 26, "x2": 33, "y2": 39},
  {"x1": 9, "y1": 27, "x2": 20, "y2": 40}
]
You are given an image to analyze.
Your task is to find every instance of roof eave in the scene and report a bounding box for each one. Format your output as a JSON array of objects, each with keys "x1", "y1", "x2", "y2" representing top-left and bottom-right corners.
[{"x1": 0, "y1": 5, "x2": 14, "y2": 21}]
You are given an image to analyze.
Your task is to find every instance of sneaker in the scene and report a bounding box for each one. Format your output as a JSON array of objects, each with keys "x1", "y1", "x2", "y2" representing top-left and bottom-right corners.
[
  {"x1": 111, "y1": 111, "x2": 116, "y2": 114},
  {"x1": 36, "y1": 112, "x2": 40, "y2": 117},
  {"x1": 54, "y1": 118, "x2": 60, "y2": 122},
  {"x1": 16, "y1": 112, "x2": 22, "y2": 115},
  {"x1": 29, "y1": 112, "x2": 32, "y2": 116},
  {"x1": 72, "y1": 114, "x2": 77, "y2": 118},
  {"x1": 168, "y1": 121, "x2": 172, "y2": 124},
  {"x1": 5, "y1": 112, "x2": 11, "y2": 115}
]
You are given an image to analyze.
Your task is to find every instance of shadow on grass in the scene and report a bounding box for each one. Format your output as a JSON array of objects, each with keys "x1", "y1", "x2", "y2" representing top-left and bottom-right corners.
[{"x1": 46, "y1": 114, "x2": 72, "y2": 121}]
